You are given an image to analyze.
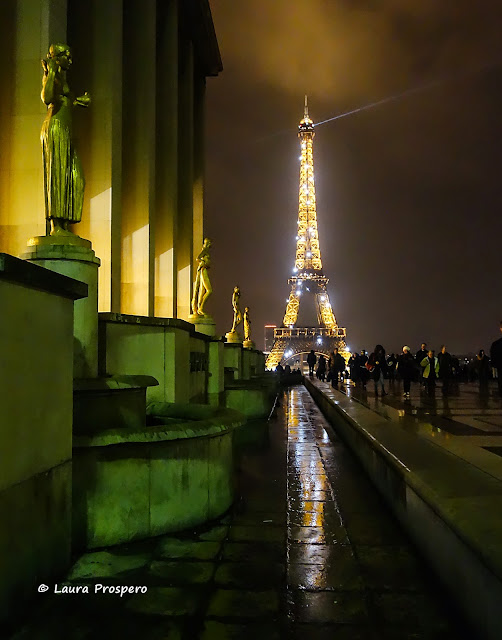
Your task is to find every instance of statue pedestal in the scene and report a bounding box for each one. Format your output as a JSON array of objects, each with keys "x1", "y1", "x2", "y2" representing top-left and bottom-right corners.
[
  {"x1": 23, "y1": 235, "x2": 101, "y2": 378},
  {"x1": 188, "y1": 314, "x2": 216, "y2": 337},
  {"x1": 243, "y1": 339, "x2": 255, "y2": 350},
  {"x1": 225, "y1": 330, "x2": 242, "y2": 344}
]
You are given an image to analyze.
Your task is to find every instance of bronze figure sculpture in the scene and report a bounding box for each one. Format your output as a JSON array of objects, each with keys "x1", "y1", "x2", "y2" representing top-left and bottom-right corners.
[
  {"x1": 191, "y1": 238, "x2": 212, "y2": 316},
  {"x1": 230, "y1": 286, "x2": 243, "y2": 333},
  {"x1": 243, "y1": 307, "x2": 251, "y2": 341},
  {"x1": 41, "y1": 43, "x2": 90, "y2": 236}
]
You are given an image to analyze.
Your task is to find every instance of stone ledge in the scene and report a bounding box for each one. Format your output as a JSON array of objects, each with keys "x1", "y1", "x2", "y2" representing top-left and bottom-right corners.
[
  {"x1": 99, "y1": 312, "x2": 214, "y2": 341},
  {"x1": 74, "y1": 375, "x2": 159, "y2": 392},
  {"x1": 73, "y1": 403, "x2": 244, "y2": 448},
  {"x1": 0, "y1": 252, "x2": 87, "y2": 300}
]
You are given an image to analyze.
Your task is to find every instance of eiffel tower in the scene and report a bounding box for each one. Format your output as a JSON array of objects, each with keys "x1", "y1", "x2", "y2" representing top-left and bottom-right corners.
[{"x1": 266, "y1": 97, "x2": 347, "y2": 370}]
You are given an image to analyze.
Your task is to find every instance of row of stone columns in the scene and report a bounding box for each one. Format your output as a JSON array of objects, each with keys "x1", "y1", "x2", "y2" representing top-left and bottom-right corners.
[{"x1": 0, "y1": 0, "x2": 207, "y2": 321}]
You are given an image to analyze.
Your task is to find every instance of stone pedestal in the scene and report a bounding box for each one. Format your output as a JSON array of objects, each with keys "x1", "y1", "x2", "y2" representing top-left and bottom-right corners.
[
  {"x1": 225, "y1": 330, "x2": 242, "y2": 344},
  {"x1": 23, "y1": 235, "x2": 101, "y2": 378},
  {"x1": 188, "y1": 313, "x2": 216, "y2": 337},
  {"x1": 224, "y1": 342, "x2": 243, "y2": 381},
  {"x1": 243, "y1": 339, "x2": 255, "y2": 350}
]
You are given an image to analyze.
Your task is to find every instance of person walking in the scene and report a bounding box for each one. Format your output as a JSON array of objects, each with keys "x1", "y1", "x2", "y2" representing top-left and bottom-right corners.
[
  {"x1": 476, "y1": 349, "x2": 491, "y2": 395},
  {"x1": 415, "y1": 343, "x2": 428, "y2": 387},
  {"x1": 359, "y1": 350, "x2": 369, "y2": 389},
  {"x1": 490, "y1": 321, "x2": 502, "y2": 397},
  {"x1": 368, "y1": 344, "x2": 387, "y2": 397},
  {"x1": 397, "y1": 346, "x2": 415, "y2": 398},
  {"x1": 387, "y1": 353, "x2": 397, "y2": 383},
  {"x1": 348, "y1": 352, "x2": 360, "y2": 385},
  {"x1": 307, "y1": 349, "x2": 317, "y2": 378},
  {"x1": 316, "y1": 355, "x2": 327, "y2": 382},
  {"x1": 328, "y1": 348, "x2": 346, "y2": 390},
  {"x1": 421, "y1": 349, "x2": 439, "y2": 397},
  {"x1": 438, "y1": 345, "x2": 453, "y2": 396}
]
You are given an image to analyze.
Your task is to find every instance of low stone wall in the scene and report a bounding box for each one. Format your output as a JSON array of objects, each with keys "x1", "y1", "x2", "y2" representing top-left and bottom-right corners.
[
  {"x1": 72, "y1": 403, "x2": 245, "y2": 550},
  {"x1": 306, "y1": 378, "x2": 502, "y2": 640},
  {"x1": 225, "y1": 374, "x2": 278, "y2": 419},
  {"x1": 0, "y1": 253, "x2": 86, "y2": 622},
  {"x1": 99, "y1": 313, "x2": 215, "y2": 405}
]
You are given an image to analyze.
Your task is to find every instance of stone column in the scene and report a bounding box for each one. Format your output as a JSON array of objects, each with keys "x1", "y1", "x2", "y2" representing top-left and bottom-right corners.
[
  {"x1": 0, "y1": 0, "x2": 67, "y2": 258},
  {"x1": 176, "y1": 38, "x2": 194, "y2": 320},
  {"x1": 193, "y1": 73, "x2": 205, "y2": 273},
  {"x1": 120, "y1": 0, "x2": 157, "y2": 316},
  {"x1": 155, "y1": 0, "x2": 178, "y2": 318},
  {"x1": 68, "y1": 0, "x2": 124, "y2": 313}
]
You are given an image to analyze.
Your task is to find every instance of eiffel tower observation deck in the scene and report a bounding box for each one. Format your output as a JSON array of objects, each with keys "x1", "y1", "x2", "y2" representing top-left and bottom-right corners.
[{"x1": 266, "y1": 97, "x2": 347, "y2": 370}]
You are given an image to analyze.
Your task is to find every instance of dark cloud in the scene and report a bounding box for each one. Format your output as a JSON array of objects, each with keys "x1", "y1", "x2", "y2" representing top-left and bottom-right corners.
[{"x1": 205, "y1": 0, "x2": 502, "y2": 354}]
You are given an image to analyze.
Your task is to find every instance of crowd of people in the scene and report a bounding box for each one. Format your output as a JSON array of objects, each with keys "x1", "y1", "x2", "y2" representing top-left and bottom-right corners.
[{"x1": 298, "y1": 321, "x2": 502, "y2": 399}]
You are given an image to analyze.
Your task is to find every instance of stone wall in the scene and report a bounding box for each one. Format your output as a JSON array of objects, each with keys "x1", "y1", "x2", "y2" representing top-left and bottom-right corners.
[
  {"x1": 0, "y1": 254, "x2": 86, "y2": 621},
  {"x1": 99, "y1": 313, "x2": 213, "y2": 404},
  {"x1": 72, "y1": 403, "x2": 244, "y2": 549}
]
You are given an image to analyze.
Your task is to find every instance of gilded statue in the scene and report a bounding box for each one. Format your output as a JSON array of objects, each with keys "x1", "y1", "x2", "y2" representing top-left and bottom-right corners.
[
  {"x1": 41, "y1": 44, "x2": 91, "y2": 236},
  {"x1": 243, "y1": 307, "x2": 251, "y2": 341},
  {"x1": 231, "y1": 286, "x2": 243, "y2": 333},
  {"x1": 191, "y1": 238, "x2": 212, "y2": 316}
]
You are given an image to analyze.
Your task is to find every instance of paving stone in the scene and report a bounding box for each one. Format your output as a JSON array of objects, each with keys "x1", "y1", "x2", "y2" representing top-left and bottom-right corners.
[
  {"x1": 242, "y1": 499, "x2": 287, "y2": 513},
  {"x1": 288, "y1": 545, "x2": 364, "y2": 591},
  {"x1": 288, "y1": 590, "x2": 369, "y2": 624},
  {"x1": 200, "y1": 621, "x2": 281, "y2": 640},
  {"x1": 288, "y1": 525, "x2": 349, "y2": 545},
  {"x1": 206, "y1": 589, "x2": 279, "y2": 619},
  {"x1": 67, "y1": 550, "x2": 152, "y2": 580},
  {"x1": 231, "y1": 511, "x2": 286, "y2": 526},
  {"x1": 148, "y1": 560, "x2": 215, "y2": 584},
  {"x1": 345, "y1": 515, "x2": 408, "y2": 546},
  {"x1": 288, "y1": 508, "x2": 343, "y2": 528},
  {"x1": 126, "y1": 586, "x2": 202, "y2": 616},
  {"x1": 199, "y1": 525, "x2": 229, "y2": 542},
  {"x1": 356, "y1": 546, "x2": 427, "y2": 591},
  {"x1": 286, "y1": 623, "x2": 376, "y2": 640},
  {"x1": 155, "y1": 538, "x2": 221, "y2": 561},
  {"x1": 214, "y1": 561, "x2": 285, "y2": 588},
  {"x1": 228, "y1": 525, "x2": 285, "y2": 543},
  {"x1": 288, "y1": 490, "x2": 334, "y2": 502},
  {"x1": 370, "y1": 592, "x2": 455, "y2": 631},
  {"x1": 221, "y1": 541, "x2": 285, "y2": 563}
]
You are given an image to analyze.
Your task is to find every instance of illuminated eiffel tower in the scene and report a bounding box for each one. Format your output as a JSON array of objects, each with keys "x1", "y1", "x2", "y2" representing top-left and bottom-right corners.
[{"x1": 266, "y1": 97, "x2": 347, "y2": 370}]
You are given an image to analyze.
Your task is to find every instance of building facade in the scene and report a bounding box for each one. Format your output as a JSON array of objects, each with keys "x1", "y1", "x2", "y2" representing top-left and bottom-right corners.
[{"x1": 0, "y1": 0, "x2": 222, "y2": 320}]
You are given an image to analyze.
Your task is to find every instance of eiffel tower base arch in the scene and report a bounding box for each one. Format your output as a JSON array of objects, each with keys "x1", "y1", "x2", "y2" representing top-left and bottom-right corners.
[{"x1": 266, "y1": 327, "x2": 347, "y2": 370}]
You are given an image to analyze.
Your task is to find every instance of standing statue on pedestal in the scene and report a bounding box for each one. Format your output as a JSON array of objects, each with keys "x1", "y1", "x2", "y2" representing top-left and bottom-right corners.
[
  {"x1": 191, "y1": 238, "x2": 212, "y2": 316},
  {"x1": 226, "y1": 286, "x2": 243, "y2": 343},
  {"x1": 41, "y1": 44, "x2": 91, "y2": 236},
  {"x1": 243, "y1": 307, "x2": 251, "y2": 341},
  {"x1": 243, "y1": 306, "x2": 256, "y2": 349},
  {"x1": 231, "y1": 287, "x2": 243, "y2": 333}
]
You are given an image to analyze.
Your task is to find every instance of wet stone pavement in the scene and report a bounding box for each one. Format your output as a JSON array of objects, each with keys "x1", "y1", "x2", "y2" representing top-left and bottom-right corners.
[{"x1": 10, "y1": 385, "x2": 472, "y2": 639}]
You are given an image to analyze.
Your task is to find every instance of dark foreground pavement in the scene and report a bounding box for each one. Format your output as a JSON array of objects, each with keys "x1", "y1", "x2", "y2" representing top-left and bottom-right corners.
[{"x1": 9, "y1": 386, "x2": 472, "y2": 639}]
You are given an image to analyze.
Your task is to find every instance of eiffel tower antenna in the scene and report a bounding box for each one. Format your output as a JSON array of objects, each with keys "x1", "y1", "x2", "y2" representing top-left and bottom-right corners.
[{"x1": 266, "y1": 100, "x2": 347, "y2": 370}]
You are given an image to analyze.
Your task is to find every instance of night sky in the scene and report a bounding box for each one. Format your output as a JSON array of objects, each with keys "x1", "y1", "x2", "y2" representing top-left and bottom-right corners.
[{"x1": 204, "y1": 0, "x2": 502, "y2": 356}]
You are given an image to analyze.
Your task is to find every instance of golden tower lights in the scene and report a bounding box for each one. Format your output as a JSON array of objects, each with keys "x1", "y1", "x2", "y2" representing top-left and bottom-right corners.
[{"x1": 266, "y1": 97, "x2": 346, "y2": 370}]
